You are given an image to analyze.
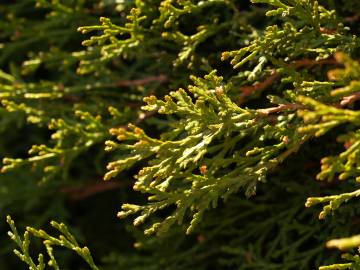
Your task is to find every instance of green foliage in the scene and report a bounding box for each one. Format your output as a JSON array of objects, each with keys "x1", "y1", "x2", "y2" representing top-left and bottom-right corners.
[
  {"x1": 2, "y1": 0, "x2": 360, "y2": 269},
  {"x1": 109, "y1": 71, "x2": 309, "y2": 235},
  {"x1": 7, "y1": 216, "x2": 99, "y2": 270}
]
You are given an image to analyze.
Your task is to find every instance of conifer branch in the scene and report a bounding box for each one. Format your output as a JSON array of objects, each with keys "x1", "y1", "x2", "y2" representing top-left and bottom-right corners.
[
  {"x1": 305, "y1": 189, "x2": 360, "y2": 219},
  {"x1": 7, "y1": 216, "x2": 99, "y2": 270},
  {"x1": 3, "y1": 1, "x2": 360, "y2": 269},
  {"x1": 106, "y1": 71, "x2": 311, "y2": 234},
  {"x1": 239, "y1": 58, "x2": 340, "y2": 102}
]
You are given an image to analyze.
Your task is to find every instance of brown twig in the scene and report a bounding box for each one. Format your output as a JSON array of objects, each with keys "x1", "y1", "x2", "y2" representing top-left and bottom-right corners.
[
  {"x1": 293, "y1": 58, "x2": 338, "y2": 68},
  {"x1": 61, "y1": 180, "x2": 130, "y2": 201},
  {"x1": 258, "y1": 90, "x2": 360, "y2": 116},
  {"x1": 339, "y1": 92, "x2": 360, "y2": 107},
  {"x1": 116, "y1": 74, "x2": 167, "y2": 87},
  {"x1": 319, "y1": 27, "x2": 337, "y2": 35},
  {"x1": 135, "y1": 110, "x2": 157, "y2": 125},
  {"x1": 61, "y1": 102, "x2": 158, "y2": 202},
  {"x1": 257, "y1": 103, "x2": 305, "y2": 115},
  {"x1": 239, "y1": 58, "x2": 340, "y2": 102},
  {"x1": 240, "y1": 70, "x2": 280, "y2": 100},
  {"x1": 345, "y1": 13, "x2": 360, "y2": 23}
]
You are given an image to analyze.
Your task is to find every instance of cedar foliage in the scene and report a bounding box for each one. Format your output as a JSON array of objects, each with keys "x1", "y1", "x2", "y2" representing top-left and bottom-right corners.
[{"x1": 2, "y1": 0, "x2": 360, "y2": 269}]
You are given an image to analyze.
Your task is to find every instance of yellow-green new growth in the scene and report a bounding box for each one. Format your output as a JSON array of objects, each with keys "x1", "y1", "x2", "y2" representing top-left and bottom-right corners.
[{"x1": 7, "y1": 216, "x2": 99, "y2": 270}]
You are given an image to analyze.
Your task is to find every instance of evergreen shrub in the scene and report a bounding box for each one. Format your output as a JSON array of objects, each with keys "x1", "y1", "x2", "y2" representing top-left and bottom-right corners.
[{"x1": 2, "y1": 0, "x2": 360, "y2": 269}]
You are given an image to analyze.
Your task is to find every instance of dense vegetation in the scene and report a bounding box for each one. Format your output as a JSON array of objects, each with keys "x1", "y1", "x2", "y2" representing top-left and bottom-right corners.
[{"x1": 2, "y1": 0, "x2": 360, "y2": 269}]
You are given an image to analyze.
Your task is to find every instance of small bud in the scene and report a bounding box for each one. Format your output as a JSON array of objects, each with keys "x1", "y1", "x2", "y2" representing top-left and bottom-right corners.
[
  {"x1": 320, "y1": 164, "x2": 329, "y2": 170},
  {"x1": 105, "y1": 140, "x2": 117, "y2": 151},
  {"x1": 215, "y1": 86, "x2": 224, "y2": 96},
  {"x1": 339, "y1": 172, "x2": 349, "y2": 181},
  {"x1": 136, "y1": 140, "x2": 148, "y2": 146},
  {"x1": 282, "y1": 136, "x2": 289, "y2": 144},
  {"x1": 109, "y1": 127, "x2": 122, "y2": 135},
  {"x1": 319, "y1": 211, "x2": 326, "y2": 220},
  {"x1": 305, "y1": 197, "x2": 316, "y2": 207},
  {"x1": 134, "y1": 216, "x2": 145, "y2": 226},
  {"x1": 117, "y1": 134, "x2": 126, "y2": 141},
  {"x1": 200, "y1": 165, "x2": 207, "y2": 175},
  {"x1": 221, "y1": 51, "x2": 230, "y2": 61},
  {"x1": 134, "y1": 127, "x2": 143, "y2": 135},
  {"x1": 344, "y1": 140, "x2": 353, "y2": 149},
  {"x1": 117, "y1": 211, "x2": 127, "y2": 219},
  {"x1": 334, "y1": 51, "x2": 345, "y2": 63},
  {"x1": 320, "y1": 157, "x2": 330, "y2": 164}
]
